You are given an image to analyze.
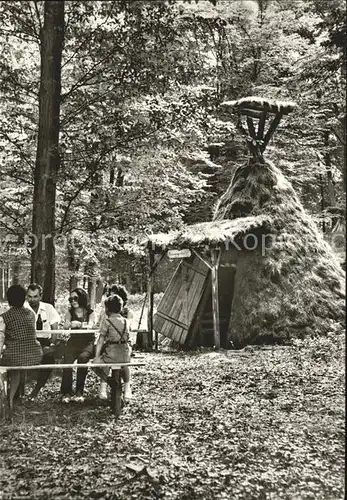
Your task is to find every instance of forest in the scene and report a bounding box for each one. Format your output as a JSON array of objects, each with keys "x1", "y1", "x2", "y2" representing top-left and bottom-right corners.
[
  {"x1": 0, "y1": 2, "x2": 345, "y2": 499},
  {"x1": 0, "y1": 0, "x2": 345, "y2": 303}
]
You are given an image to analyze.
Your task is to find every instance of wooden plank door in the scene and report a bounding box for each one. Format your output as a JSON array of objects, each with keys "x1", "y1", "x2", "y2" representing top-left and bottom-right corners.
[{"x1": 153, "y1": 255, "x2": 210, "y2": 344}]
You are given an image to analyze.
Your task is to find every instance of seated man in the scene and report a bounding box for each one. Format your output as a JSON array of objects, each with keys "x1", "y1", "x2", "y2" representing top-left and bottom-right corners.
[{"x1": 25, "y1": 283, "x2": 61, "y2": 399}]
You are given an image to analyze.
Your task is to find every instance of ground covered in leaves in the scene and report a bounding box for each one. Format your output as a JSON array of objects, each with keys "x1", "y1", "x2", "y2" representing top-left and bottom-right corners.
[{"x1": 0, "y1": 331, "x2": 345, "y2": 499}]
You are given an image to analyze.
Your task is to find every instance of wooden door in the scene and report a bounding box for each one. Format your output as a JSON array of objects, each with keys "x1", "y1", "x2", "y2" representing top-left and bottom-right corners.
[{"x1": 153, "y1": 255, "x2": 210, "y2": 344}]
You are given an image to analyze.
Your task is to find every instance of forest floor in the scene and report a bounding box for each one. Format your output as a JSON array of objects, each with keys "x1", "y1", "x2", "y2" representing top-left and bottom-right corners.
[{"x1": 0, "y1": 328, "x2": 345, "y2": 500}]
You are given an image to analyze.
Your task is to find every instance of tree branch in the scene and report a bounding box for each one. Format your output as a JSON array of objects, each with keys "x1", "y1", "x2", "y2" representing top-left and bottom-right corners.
[
  {"x1": 27, "y1": 1, "x2": 40, "y2": 40},
  {"x1": 61, "y1": 0, "x2": 117, "y2": 69},
  {"x1": 61, "y1": 88, "x2": 120, "y2": 127},
  {"x1": 33, "y1": 0, "x2": 43, "y2": 32},
  {"x1": 61, "y1": 47, "x2": 121, "y2": 103},
  {"x1": 0, "y1": 221, "x2": 21, "y2": 236},
  {"x1": 0, "y1": 131, "x2": 35, "y2": 170}
]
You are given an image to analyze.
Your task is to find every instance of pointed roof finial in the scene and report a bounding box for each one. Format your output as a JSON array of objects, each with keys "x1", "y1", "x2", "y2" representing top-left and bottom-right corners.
[{"x1": 221, "y1": 96, "x2": 297, "y2": 161}]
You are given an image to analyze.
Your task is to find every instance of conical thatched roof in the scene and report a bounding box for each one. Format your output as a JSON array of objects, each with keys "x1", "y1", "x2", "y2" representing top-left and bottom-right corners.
[
  {"x1": 145, "y1": 154, "x2": 344, "y2": 348},
  {"x1": 213, "y1": 159, "x2": 345, "y2": 346}
]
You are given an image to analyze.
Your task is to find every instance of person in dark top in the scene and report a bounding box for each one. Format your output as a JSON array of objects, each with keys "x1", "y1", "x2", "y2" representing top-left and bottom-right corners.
[
  {"x1": 60, "y1": 288, "x2": 96, "y2": 403},
  {"x1": 105, "y1": 284, "x2": 133, "y2": 320},
  {"x1": 0, "y1": 285, "x2": 42, "y2": 410}
]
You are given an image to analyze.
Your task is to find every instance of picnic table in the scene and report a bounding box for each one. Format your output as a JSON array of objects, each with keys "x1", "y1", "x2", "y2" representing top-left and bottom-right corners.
[{"x1": 0, "y1": 329, "x2": 145, "y2": 420}]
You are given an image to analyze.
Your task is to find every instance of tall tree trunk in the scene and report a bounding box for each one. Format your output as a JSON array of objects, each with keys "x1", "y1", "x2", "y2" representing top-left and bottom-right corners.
[
  {"x1": 126, "y1": 265, "x2": 132, "y2": 294},
  {"x1": 31, "y1": 1, "x2": 64, "y2": 304},
  {"x1": 324, "y1": 131, "x2": 336, "y2": 207},
  {"x1": 95, "y1": 279, "x2": 104, "y2": 304},
  {"x1": 7, "y1": 262, "x2": 11, "y2": 289},
  {"x1": 319, "y1": 173, "x2": 326, "y2": 233},
  {"x1": 88, "y1": 276, "x2": 97, "y2": 309},
  {"x1": 1, "y1": 267, "x2": 5, "y2": 300},
  {"x1": 86, "y1": 262, "x2": 100, "y2": 309},
  {"x1": 67, "y1": 233, "x2": 80, "y2": 292},
  {"x1": 116, "y1": 165, "x2": 125, "y2": 187},
  {"x1": 11, "y1": 259, "x2": 21, "y2": 285},
  {"x1": 323, "y1": 131, "x2": 339, "y2": 230},
  {"x1": 342, "y1": 114, "x2": 346, "y2": 194}
]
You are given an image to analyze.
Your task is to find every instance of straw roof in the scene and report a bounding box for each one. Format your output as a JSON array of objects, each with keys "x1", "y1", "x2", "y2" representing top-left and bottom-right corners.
[
  {"x1": 146, "y1": 215, "x2": 271, "y2": 251},
  {"x1": 214, "y1": 159, "x2": 345, "y2": 346},
  {"x1": 221, "y1": 96, "x2": 297, "y2": 115},
  {"x1": 152, "y1": 157, "x2": 345, "y2": 348},
  {"x1": 147, "y1": 139, "x2": 344, "y2": 348}
]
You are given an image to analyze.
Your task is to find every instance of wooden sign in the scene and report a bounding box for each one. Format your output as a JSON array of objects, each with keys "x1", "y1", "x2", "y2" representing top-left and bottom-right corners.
[{"x1": 167, "y1": 249, "x2": 191, "y2": 259}]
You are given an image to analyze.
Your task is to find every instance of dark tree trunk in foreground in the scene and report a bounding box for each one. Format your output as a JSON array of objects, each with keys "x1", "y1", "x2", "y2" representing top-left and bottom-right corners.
[{"x1": 31, "y1": 1, "x2": 64, "y2": 304}]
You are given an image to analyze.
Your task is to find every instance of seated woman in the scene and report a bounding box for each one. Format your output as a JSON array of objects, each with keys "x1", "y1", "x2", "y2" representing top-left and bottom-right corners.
[
  {"x1": 0, "y1": 285, "x2": 42, "y2": 410},
  {"x1": 93, "y1": 294, "x2": 132, "y2": 401},
  {"x1": 98, "y1": 284, "x2": 133, "y2": 400},
  {"x1": 60, "y1": 288, "x2": 96, "y2": 403}
]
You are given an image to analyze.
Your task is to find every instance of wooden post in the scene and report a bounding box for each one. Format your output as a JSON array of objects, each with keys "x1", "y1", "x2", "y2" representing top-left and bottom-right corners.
[
  {"x1": 137, "y1": 292, "x2": 147, "y2": 332},
  {"x1": 7, "y1": 371, "x2": 13, "y2": 422},
  {"x1": 153, "y1": 253, "x2": 163, "y2": 350},
  {"x1": 261, "y1": 111, "x2": 284, "y2": 152},
  {"x1": 147, "y1": 249, "x2": 154, "y2": 351},
  {"x1": 182, "y1": 263, "x2": 189, "y2": 340},
  {"x1": 7, "y1": 260, "x2": 11, "y2": 289},
  {"x1": 257, "y1": 111, "x2": 267, "y2": 140},
  {"x1": 0, "y1": 369, "x2": 7, "y2": 419},
  {"x1": 110, "y1": 369, "x2": 122, "y2": 418},
  {"x1": 1, "y1": 267, "x2": 5, "y2": 299},
  {"x1": 211, "y1": 249, "x2": 221, "y2": 350}
]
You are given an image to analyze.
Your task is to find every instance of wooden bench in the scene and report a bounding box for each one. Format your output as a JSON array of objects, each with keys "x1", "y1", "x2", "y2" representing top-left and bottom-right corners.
[
  {"x1": 0, "y1": 329, "x2": 145, "y2": 420},
  {"x1": 1, "y1": 362, "x2": 145, "y2": 420}
]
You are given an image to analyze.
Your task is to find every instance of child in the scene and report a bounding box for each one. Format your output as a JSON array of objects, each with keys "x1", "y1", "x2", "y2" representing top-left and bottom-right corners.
[
  {"x1": 98, "y1": 284, "x2": 133, "y2": 400},
  {"x1": 93, "y1": 294, "x2": 132, "y2": 401}
]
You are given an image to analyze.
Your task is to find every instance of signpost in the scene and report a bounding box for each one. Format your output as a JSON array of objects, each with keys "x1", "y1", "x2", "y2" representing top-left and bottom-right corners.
[{"x1": 167, "y1": 249, "x2": 191, "y2": 259}]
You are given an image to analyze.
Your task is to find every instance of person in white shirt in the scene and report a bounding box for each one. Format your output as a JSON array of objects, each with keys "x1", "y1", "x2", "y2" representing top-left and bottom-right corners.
[{"x1": 25, "y1": 283, "x2": 61, "y2": 399}]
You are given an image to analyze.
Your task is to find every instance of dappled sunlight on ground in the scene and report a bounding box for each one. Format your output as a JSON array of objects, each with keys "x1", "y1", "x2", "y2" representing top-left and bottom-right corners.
[{"x1": 0, "y1": 332, "x2": 344, "y2": 499}]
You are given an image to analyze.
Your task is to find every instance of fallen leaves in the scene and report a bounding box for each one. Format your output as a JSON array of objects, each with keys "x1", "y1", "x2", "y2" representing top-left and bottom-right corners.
[{"x1": 0, "y1": 333, "x2": 345, "y2": 499}]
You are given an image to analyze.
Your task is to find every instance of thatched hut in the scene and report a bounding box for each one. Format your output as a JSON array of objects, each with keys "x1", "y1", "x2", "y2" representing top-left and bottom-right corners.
[{"x1": 145, "y1": 97, "x2": 345, "y2": 349}]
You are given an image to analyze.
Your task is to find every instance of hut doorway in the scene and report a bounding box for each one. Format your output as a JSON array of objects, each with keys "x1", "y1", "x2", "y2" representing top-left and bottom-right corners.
[{"x1": 188, "y1": 263, "x2": 236, "y2": 348}]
